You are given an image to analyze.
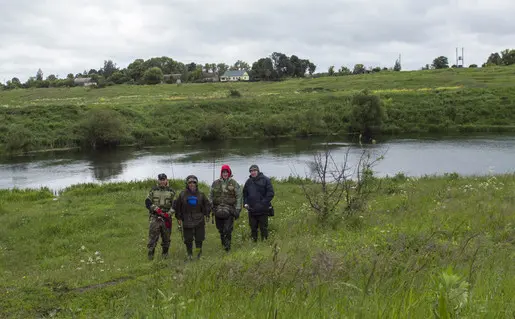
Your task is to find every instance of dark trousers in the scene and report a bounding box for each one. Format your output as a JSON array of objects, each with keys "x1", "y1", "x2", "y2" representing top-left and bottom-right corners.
[
  {"x1": 249, "y1": 213, "x2": 268, "y2": 241},
  {"x1": 183, "y1": 223, "x2": 205, "y2": 255},
  {"x1": 215, "y1": 216, "x2": 234, "y2": 251}
]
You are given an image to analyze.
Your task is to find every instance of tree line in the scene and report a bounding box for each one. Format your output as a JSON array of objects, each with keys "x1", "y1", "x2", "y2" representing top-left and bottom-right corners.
[
  {"x1": 420, "y1": 48, "x2": 515, "y2": 70},
  {"x1": 2, "y1": 48, "x2": 515, "y2": 90},
  {"x1": 0, "y1": 52, "x2": 316, "y2": 89}
]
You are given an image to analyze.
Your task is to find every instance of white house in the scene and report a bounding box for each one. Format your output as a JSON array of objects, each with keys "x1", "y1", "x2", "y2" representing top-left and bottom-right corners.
[
  {"x1": 220, "y1": 70, "x2": 249, "y2": 82},
  {"x1": 74, "y1": 77, "x2": 96, "y2": 86}
]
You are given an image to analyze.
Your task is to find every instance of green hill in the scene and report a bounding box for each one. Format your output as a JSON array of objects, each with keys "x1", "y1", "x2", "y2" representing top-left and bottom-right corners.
[{"x1": 1, "y1": 66, "x2": 515, "y2": 154}]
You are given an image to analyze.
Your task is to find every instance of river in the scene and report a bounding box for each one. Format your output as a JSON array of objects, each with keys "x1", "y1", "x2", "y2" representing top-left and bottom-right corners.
[{"x1": 1, "y1": 134, "x2": 514, "y2": 191}]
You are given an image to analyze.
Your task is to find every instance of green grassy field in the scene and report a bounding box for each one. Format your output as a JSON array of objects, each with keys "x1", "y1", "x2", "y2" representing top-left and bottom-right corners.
[
  {"x1": 1, "y1": 173, "x2": 514, "y2": 318},
  {"x1": 2, "y1": 66, "x2": 515, "y2": 155}
]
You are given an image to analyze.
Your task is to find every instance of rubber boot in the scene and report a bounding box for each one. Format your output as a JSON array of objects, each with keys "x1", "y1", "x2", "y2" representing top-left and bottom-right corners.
[
  {"x1": 162, "y1": 246, "x2": 169, "y2": 259},
  {"x1": 148, "y1": 249, "x2": 155, "y2": 260},
  {"x1": 195, "y1": 247, "x2": 202, "y2": 259},
  {"x1": 185, "y1": 243, "x2": 193, "y2": 262}
]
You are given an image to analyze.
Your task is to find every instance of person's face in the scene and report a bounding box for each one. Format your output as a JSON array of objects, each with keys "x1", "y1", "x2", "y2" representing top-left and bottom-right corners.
[
  {"x1": 188, "y1": 180, "x2": 197, "y2": 191},
  {"x1": 158, "y1": 178, "x2": 168, "y2": 187},
  {"x1": 222, "y1": 170, "x2": 229, "y2": 179},
  {"x1": 250, "y1": 169, "x2": 258, "y2": 177}
]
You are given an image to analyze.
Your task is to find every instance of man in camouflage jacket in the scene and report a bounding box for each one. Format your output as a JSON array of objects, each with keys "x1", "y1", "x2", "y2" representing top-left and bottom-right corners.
[{"x1": 144, "y1": 173, "x2": 175, "y2": 260}]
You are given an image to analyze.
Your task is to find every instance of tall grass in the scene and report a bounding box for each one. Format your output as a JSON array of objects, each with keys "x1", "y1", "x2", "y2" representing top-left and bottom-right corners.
[{"x1": 0, "y1": 174, "x2": 514, "y2": 317}]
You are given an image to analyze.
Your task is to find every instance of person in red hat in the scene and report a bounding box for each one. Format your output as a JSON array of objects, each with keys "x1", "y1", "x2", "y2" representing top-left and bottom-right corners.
[{"x1": 209, "y1": 164, "x2": 242, "y2": 252}]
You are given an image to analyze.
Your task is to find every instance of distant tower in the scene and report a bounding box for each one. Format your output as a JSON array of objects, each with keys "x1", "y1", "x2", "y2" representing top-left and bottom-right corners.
[{"x1": 456, "y1": 47, "x2": 464, "y2": 68}]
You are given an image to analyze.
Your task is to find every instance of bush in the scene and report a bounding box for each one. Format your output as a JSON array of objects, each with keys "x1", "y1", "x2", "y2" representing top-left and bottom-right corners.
[
  {"x1": 197, "y1": 115, "x2": 229, "y2": 141},
  {"x1": 349, "y1": 89, "x2": 386, "y2": 138},
  {"x1": 79, "y1": 108, "x2": 127, "y2": 149},
  {"x1": 3, "y1": 124, "x2": 34, "y2": 153},
  {"x1": 228, "y1": 89, "x2": 241, "y2": 97},
  {"x1": 143, "y1": 67, "x2": 164, "y2": 85}
]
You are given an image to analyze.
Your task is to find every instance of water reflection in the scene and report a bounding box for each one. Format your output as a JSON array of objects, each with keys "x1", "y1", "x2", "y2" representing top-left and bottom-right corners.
[{"x1": 87, "y1": 149, "x2": 129, "y2": 181}]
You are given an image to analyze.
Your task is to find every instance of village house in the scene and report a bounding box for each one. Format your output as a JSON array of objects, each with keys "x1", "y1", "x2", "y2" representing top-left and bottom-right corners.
[
  {"x1": 202, "y1": 72, "x2": 219, "y2": 82},
  {"x1": 163, "y1": 73, "x2": 182, "y2": 83},
  {"x1": 220, "y1": 70, "x2": 249, "y2": 82},
  {"x1": 74, "y1": 77, "x2": 96, "y2": 86}
]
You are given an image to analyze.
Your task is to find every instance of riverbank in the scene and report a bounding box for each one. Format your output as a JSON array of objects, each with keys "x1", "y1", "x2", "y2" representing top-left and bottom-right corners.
[
  {"x1": 1, "y1": 175, "x2": 514, "y2": 318},
  {"x1": 2, "y1": 66, "x2": 515, "y2": 155}
]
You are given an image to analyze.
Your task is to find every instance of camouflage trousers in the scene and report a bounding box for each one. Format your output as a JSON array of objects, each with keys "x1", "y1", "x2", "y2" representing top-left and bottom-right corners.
[{"x1": 147, "y1": 216, "x2": 171, "y2": 254}]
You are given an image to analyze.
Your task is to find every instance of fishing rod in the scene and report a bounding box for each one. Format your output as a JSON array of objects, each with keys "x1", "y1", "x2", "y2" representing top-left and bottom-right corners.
[{"x1": 211, "y1": 152, "x2": 215, "y2": 224}]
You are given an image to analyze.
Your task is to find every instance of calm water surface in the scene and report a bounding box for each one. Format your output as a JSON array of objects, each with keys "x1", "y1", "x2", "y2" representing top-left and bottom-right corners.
[{"x1": 0, "y1": 134, "x2": 514, "y2": 191}]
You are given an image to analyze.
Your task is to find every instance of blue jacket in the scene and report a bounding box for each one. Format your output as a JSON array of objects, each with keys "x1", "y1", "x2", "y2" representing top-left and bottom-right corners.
[{"x1": 243, "y1": 172, "x2": 274, "y2": 215}]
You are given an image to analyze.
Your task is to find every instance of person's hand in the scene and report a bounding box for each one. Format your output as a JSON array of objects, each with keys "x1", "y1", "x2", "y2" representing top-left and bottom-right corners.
[{"x1": 244, "y1": 204, "x2": 249, "y2": 210}]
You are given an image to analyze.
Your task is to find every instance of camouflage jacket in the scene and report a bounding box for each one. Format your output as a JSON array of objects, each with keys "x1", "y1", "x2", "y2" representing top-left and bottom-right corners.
[{"x1": 145, "y1": 185, "x2": 176, "y2": 217}]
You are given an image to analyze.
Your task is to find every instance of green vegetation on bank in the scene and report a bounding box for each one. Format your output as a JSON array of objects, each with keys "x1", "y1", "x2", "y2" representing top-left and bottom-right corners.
[
  {"x1": 1, "y1": 173, "x2": 514, "y2": 318},
  {"x1": 2, "y1": 65, "x2": 515, "y2": 154}
]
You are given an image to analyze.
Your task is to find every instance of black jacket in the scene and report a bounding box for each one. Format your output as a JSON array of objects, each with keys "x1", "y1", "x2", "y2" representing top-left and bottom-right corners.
[
  {"x1": 243, "y1": 172, "x2": 274, "y2": 215},
  {"x1": 173, "y1": 188, "x2": 211, "y2": 228}
]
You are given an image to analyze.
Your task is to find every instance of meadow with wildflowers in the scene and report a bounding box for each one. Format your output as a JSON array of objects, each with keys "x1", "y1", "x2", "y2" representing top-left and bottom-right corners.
[{"x1": 1, "y1": 172, "x2": 514, "y2": 318}]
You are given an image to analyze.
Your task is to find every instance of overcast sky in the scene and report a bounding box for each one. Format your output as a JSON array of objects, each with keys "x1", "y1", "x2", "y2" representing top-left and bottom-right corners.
[{"x1": 1, "y1": 0, "x2": 514, "y2": 82}]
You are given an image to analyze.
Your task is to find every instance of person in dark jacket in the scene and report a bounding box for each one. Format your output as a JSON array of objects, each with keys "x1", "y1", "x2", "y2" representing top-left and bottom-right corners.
[
  {"x1": 174, "y1": 175, "x2": 211, "y2": 260},
  {"x1": 243, "y1": 164, "x2": 275, "y2": 241}
]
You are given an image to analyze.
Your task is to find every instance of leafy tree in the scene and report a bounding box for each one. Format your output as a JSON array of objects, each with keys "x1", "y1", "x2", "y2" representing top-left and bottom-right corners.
[
  {"x1": 186, "y1": 62, "x2": 197, "y2": 72},
  {"x1": 10, "y1": 77, "x2": 22, "y2": 88},
  {"x1": 36, "y1": 69, "x2": 43, "y2": 81},
  {"x1": 349, "y1": 89, "x2": 385, "y2": 138},
  {"x1": 353, "y1": 64, "x2": 365, "y2": 74},
  {"x1": 80, "y1": 108, "x2": 126, "y2": 149},
  {"x1": 143, "y1": 67, "x2": 164, "y2": 85},
  {"x1": 308, "y1": 62, "x2": 316, "y2": 75},
  {"x1": 432, "y1": 56, "x2": 449, "y2": 69},
  {"x1": 500, "y1": 49, "x2": 515, "y2": 65},
  {"x1": 328, "y1": 66, "x2": 335, "y2": 76},
  {"x1": 217, "y1": 63, "x2": 229, "y2": 76},
  {"x1": 393, "y1": 59, "x2": 401, "y2": 71},
  {"x1": 271, "y1": 52, "x2": 294, "y2": 77},
  {"x1": 100, "y1": 60, "x2": 118, "y2": 78},
  {"x1": 251, "y1": 57, "x2": 276, "y2": 81},
  {"x1": 484, "y1": 52, "x2": 502, "y2": 66},
  {"x1": 230, "y1": 60, "x2": 250, "y2": 71},
  {"x1": 127, "y1": 59, "x2": 146, "y2": 82},
  {"x1": 108, "y1": 71, "x2": 127, "y2": 84},
  {"x1": 338, "y1": 66, "x2": 351, "y2": 75}
]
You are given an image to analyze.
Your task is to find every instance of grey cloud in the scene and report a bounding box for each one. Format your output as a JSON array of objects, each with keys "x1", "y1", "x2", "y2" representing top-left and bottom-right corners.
[{"x1": 1, "y1": 0, "x2": 515, "y2": 82}]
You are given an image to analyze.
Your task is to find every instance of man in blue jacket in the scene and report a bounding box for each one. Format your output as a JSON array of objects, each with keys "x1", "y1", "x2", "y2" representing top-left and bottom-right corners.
[{"x1": 243, "y1": 164, "x2": 275, "y2": 242}]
